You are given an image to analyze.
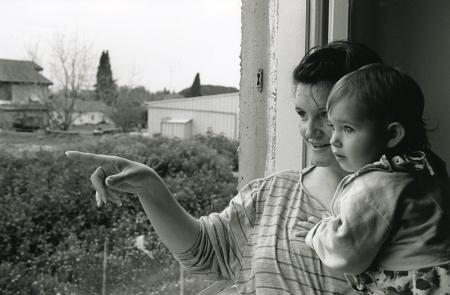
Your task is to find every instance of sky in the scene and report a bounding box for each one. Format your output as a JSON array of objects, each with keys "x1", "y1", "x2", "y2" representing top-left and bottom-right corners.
[{"x1": 0, "y1": 0, "x2": 241, "y2": 92}]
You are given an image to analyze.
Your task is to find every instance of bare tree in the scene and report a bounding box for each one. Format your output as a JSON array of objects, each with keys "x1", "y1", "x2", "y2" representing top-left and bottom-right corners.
[
  {"x1": 25, "y1": 40, "x2": 43, "y2": 65},
  {"x1": 47, "y1": 34, "x2": 94, "y2": 130},
  {"x1": 26, "y1": 34, "x2": 94, "y2": 130}
]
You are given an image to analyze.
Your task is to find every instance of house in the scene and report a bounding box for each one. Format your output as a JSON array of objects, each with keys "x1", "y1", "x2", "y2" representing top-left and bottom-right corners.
[
  {"x1": 0, "y1": 59, "x2": 52, "y2": 130},
  {"x1": 146, "y1": 92, "x2": 239, "y2": 140},
  {"x1": 71, "y1": 100, "x2": 113, "y2": 126}
]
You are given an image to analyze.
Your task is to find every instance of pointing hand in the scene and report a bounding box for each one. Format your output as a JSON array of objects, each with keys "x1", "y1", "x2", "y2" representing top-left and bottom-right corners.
[{"x1": 65, "y1": 151, "x2": 157, "y2": 207}]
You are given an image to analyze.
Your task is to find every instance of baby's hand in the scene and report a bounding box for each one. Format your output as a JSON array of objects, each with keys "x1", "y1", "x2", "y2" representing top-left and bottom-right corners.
[
  {"x1": 296, "y1": 215, "x2": 321, "y2": 238},
  {"x1": 65, "y1": 151, "x2": 157, "y2": 207}
]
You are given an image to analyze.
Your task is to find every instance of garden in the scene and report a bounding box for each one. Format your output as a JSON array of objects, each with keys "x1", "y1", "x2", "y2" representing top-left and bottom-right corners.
[{"x1": 0, "y1": 132, "x2": 238, "y2": 294}]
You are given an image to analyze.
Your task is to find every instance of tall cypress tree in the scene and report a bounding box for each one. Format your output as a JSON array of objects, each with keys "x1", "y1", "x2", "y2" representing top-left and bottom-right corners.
[
  {"x1": 188, "y1": 73, "x2": 202, "y2": 97},
  {"x1": 95, "y1": 51, "x2": 118, "y2": 106}
]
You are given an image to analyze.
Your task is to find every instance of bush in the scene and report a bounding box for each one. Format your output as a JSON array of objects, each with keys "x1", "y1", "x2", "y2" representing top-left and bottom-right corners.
[
  {"x1": 193, "y1": 131, "x2": 239, "y2": 171},
  {"x1": 0, "y1": 135, "x2": 237, "y2": 294}
]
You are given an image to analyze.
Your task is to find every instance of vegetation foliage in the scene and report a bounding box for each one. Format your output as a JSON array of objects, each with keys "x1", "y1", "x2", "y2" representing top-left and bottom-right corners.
[
  {"x1": 95, "y1": 50, "x2": 118, "y2": 106},
  {"x1": 0, "y1": 133, "x2": 238, "y2": 294}
]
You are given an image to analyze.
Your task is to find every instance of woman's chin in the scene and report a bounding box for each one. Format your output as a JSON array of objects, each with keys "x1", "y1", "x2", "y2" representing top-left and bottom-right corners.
[
  {"x1": 310, "y1": 148, "x2": 336, "y2": 167},
  {"x1": 310, "y1": 152, "x2": 335, "y2": 167}
]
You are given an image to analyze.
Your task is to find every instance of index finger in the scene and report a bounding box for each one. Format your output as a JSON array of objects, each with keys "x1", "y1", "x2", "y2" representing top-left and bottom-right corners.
[{"x1": 65, "y1": 151, "x2": 116, "y2": 166}]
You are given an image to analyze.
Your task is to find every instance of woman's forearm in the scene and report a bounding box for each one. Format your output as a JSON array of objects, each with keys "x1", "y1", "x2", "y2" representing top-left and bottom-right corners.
[
  {"x1": 65, "y1": 151, "x2": 201, "y2": 254},
  {"x1": 137, "y1": 174, "x2": 201, "y2": 254}
]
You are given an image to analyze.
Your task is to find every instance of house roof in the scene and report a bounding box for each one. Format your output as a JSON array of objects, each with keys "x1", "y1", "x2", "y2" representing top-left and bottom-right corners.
[
  {"x1": 145, "y1": 92, "x2": 239, "y2": 114},
  {"x1": 0, "y1": 59, "x2": 53, "y2": 85},
  {"x1": 145, "y1": 92, "x2": 239, "y2": 106}
]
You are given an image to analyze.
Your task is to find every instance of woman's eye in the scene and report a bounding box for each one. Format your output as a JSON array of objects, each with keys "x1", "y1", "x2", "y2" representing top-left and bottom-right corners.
[
  {"x1": 343, "y1": 126, "x2": 354, "y2": 133},
  {"x1": 296, "y1": 110, "x2": 307, "y2": 118},
  {"x1": 320, "y1": 111, "x2": 328, "y2": 120}
]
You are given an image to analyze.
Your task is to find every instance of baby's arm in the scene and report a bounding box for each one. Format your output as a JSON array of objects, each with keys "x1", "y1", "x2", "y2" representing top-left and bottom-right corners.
[{"x1": 305, "y1": 193, "x2": 392, "y2": 275}]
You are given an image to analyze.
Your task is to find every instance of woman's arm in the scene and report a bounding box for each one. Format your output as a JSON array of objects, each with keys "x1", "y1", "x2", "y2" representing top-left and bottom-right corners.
[{"x1": 65, "y1": 151, "x2": 200, "y2": 254}]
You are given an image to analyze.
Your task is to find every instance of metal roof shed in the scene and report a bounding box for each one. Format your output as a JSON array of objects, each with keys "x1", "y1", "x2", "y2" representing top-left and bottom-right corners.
[{"x1": 160, "y1": 118, "x2": 193, "y2": 139}]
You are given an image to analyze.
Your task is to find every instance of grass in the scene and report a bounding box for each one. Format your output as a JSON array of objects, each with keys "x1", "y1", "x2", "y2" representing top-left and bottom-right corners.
[{"x1": 0, "y1": 129, "x2": 108, "y2": 154}]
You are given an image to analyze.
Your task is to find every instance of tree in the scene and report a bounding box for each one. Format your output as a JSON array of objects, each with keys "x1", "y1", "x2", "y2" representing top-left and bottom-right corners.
[
  {"x1": 95, "y1": 51, "x2": 118, "y2": 106},
  {"x1": 110, "y1": 90, "x2": 146, "y2": 132},
  {"x1": 184, "y1": 73, "x2": 202, "y2": 98},
  {"x1": 34, "y1": 34, "x2": 94, "y2": 130},
  {"x1": 118, "y1": 86, "x2": 152, "y2": 103},
  {"x1": 178, "y1": 84, "x2": 238, "y2": 97}
]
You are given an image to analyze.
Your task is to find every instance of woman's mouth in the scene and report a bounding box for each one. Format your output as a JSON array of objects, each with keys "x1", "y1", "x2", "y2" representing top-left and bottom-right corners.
[{"x1": 310, "y1": 142, "x2": 330, "y2": 149}]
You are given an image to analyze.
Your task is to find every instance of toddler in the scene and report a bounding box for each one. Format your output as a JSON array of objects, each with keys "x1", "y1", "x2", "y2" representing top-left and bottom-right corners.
[{"x1": 303, "y1": 63, "x2": 450, "y2": 294}]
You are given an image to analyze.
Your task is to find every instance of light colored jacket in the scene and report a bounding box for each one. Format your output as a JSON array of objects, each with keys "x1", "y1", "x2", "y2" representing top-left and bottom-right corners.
[{"x1": 306, "y1": 151, "x2": 450, "y2": 275}]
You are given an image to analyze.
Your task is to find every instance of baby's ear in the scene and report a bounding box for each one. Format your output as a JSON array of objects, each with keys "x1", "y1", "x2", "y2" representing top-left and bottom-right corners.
[{"x1": 386, "y1": 122, "x2": 405, "y2": 148}]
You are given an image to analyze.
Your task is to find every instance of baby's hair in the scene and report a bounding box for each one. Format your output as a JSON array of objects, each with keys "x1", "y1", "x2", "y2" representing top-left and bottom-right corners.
[
  {"x1": 293, "y1": 41, "x2": 382, "y2": 85},
  {"x1": 327, "y1": 63, "x2": 430, "y2": 154}
]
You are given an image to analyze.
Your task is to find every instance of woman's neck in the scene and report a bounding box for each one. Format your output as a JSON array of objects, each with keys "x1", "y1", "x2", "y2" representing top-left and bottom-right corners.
[{"x1": 303, "y1": 163, "x2": 349, "y2": 209}]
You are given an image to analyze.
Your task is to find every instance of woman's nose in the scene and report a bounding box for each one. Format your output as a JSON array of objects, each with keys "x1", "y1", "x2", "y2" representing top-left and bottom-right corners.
[{"x1": 304, "y1": 118, "x2": 321, "y2": 139}]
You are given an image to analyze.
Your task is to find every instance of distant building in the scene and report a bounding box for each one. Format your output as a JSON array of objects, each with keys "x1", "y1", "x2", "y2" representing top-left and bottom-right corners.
[
  {"x1": 71, "y1": 100, "x2": 113, "y2": 125},
  {"x1": 146, "y1": 92, "x2": 239, "y2": 140},
  {"x1": 0, "y1": 59, "x2": 52, "y2": 130}
]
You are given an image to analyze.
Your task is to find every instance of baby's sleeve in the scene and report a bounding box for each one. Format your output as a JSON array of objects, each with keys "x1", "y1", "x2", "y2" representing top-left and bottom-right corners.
[{"x1": 305, "y1": 178, "x2": 394, "y2": 275}]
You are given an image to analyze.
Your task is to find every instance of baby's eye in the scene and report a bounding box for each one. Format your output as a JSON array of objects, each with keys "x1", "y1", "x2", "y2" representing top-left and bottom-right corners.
[
  {"x1": 343, "y1": 126, "x2": 354, "y2": 133},
  {"x1": 328, "y1": 122, "x2": 335, "y2": 131}
]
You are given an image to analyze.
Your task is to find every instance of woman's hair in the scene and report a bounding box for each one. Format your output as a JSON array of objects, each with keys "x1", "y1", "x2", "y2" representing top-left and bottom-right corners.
[
  {"x1": 327, "y1": 63, "x2": 430, "y2": 154},
  {"x1": 293, "y1": 41, "x2": 382, "y2": 84}
]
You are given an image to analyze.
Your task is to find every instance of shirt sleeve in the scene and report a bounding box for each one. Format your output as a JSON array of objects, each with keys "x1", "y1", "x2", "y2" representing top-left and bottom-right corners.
[
  {"x1": 305, "y1": 177, "x2": 394, "y2": 275},
  {"x1": 173, "y1": 179, "x2": 260, "y2": 280}
]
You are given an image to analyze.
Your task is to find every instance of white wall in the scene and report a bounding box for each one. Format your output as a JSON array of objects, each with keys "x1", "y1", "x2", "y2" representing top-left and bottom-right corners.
[
  {"x1": 148, "y1": 93, "x2": 238, "y2": 113},
  {"x1": 239, "y1": 0, "x2": 307, "y2": 187},
  {"x1": 147, "y1": 108, "x2": 237, "y2": 139},
  {"x1": 12, "y1": 84, "x2": 48, "y2": 104},
  {"x1": 146, "y1": 93, "x2": 239, "y2": 140},
  {"x1": 72, "y1": 111, "x2": 112, "y2": 125},
  {"x1": 239, "y1": 0, "x2": 270, "y2": 188}
]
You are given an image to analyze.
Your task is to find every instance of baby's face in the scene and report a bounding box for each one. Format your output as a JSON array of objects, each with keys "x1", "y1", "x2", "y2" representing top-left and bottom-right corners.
[{"x1": 328, "y1": 98, "x2": 386, "y2": 172}]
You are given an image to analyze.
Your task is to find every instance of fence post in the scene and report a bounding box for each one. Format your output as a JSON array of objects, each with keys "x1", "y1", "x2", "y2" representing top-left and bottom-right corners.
[
  {"x1": 102, "y1": 236, "x2": 109, "y2": 295},
  {"x1": 179, "y1": 263, "x2": 185, "y2": 295}
]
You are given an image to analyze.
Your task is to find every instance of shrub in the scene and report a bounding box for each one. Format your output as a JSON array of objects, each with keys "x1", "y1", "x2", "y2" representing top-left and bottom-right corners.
[
  {"x1": 0, "y1": 135, "x2": 237, "y2": 293},
  {"x1": 193, "y1": 131, "x2": 239, "y2": 171}
]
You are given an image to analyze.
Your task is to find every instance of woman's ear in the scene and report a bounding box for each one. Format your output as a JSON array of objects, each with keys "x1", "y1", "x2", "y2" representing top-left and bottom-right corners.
[{"x1": 386, "y1": 122, "x2": 405, "y2": 148}]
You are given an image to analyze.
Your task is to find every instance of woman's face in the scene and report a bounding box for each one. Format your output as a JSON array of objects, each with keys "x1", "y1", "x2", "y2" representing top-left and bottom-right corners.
[{"x1": 294, "y1": 82, "x2": 335, "y2": 167}]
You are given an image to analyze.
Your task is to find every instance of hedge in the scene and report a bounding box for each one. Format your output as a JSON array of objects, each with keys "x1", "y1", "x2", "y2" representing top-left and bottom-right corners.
[{"x1": 0, "y1": 133, "x2": 238, "y2": 294}]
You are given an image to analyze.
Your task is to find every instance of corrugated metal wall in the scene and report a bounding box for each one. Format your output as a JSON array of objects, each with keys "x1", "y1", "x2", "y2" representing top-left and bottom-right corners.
[{"x1": 147, "y1": 93, "x2": 239, "y2": 140}]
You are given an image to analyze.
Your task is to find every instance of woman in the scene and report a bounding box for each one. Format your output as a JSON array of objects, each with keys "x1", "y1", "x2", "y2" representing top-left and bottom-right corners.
[{"x1": 66, "y1": 41, "x2": 382, "y2": 294}]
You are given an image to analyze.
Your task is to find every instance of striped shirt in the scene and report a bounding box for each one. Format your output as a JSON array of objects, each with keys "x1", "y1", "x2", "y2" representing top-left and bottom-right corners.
[{"x1": 174, "y1": 167, "x2": 353, "y2": 294}]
